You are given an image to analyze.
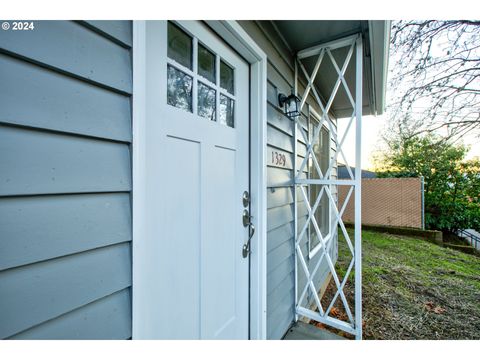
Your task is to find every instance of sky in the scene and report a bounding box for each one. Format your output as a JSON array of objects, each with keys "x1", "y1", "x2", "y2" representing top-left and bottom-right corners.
[
  {"x1": 337, "y1": 114, "x2": 386, "y2": 170},
  {"x1": 338, "y1": 113, "x2": 480, "y2": 171},
  {"x1": 338, "y1": 20, "x2": 480, "y2": 171}
]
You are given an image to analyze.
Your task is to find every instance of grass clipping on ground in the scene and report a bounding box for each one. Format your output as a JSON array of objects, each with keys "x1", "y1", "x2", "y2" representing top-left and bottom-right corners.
[{"x1": 319, "y1": 230, "x2": 480, "y2": 340}]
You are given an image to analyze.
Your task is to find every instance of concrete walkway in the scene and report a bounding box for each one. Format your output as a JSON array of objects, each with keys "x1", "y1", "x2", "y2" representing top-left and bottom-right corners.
[{"x1": 283, "y1": 321, "x2": 346, "y2": 340}]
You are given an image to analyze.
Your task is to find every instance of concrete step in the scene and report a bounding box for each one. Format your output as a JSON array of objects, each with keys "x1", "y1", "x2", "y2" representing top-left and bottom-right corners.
[{"x1": 283, "y1": 321, "x2": 346, "y2": 340}]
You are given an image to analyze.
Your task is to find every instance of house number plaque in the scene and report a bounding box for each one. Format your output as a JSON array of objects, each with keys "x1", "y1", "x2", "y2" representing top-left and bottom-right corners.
[{"x1": 268, "y1": 149, "x2": 288, "y2": 168}]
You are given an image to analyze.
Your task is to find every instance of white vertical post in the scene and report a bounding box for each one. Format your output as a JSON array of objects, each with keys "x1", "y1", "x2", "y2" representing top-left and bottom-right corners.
[
  {"x1": 354, "y1": 35, "x2": 363, "y2": 340},
  {"x1": 132, "y1": 20, "x2": 148, "y2": 339},
  {"x1": 293, "y1": 59, "x2": 299, "y2": 321}
]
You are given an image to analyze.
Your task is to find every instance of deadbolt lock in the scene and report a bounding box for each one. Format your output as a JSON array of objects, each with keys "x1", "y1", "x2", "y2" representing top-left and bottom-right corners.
[{"x1": 242, "y1": 191, "x2": 250, "y2": 208}]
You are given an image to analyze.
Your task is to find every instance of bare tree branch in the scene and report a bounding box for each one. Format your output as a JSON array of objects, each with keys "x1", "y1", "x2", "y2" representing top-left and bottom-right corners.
[{"x1": 387, "y1": 20, "x2": 480, "y2": 141}]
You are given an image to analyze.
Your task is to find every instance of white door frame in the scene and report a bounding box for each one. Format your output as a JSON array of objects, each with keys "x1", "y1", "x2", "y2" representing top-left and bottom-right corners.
[{"x1": 131, "y1": 20, "x2": 268, "y2": 340}]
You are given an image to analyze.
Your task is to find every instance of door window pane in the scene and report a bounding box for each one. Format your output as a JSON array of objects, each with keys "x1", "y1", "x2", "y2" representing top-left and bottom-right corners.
[
  {"x1": 168, "y1": 22, "x2": 192, "y2": 69},
  {"x1": 220, "y1": 60, "x2": 234, "y2": 94},
  {"x1": 167, "y1": 65, "x2": 193, "y2": 112},
  {"x1": 198, "y1": 44, "x2": 216, "y2": 83},
  {"x1": 198, "y1": 82, "x2": 216, "y2": 121},
  {"x1": 219, "y1": 95, "x2": 234, "y2": 128}
]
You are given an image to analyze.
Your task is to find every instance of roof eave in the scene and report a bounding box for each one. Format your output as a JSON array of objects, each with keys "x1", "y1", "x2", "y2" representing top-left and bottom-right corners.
[{"x1": 368, "y1": 20, "x2": 391, "y2": 116}]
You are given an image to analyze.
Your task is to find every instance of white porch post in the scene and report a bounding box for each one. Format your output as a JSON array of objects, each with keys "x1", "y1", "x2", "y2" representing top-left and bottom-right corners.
[
  {"x1": 354, "y1": 35, "x2": 363, "y2": 341},
  {"x1": 294, "y1": 58, "x2": 299, "y2": 322}
]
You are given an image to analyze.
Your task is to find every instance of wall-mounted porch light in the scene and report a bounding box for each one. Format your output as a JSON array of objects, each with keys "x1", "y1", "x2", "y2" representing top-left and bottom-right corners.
[{"x1": 278, "y1": 91, "x2": 301, "y2": 119}]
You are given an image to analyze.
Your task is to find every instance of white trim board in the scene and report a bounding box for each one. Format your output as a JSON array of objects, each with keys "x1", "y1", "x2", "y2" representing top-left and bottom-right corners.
[
  {"x1": 132, "y1": 20, "x2": 268, "y2": 340},
  {"x1": 131, "y1": 20, "x2": 147, "y2": 340}
]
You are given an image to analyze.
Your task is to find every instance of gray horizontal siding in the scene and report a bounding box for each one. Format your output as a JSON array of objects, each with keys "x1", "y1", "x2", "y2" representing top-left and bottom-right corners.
[
  {"x1": 267, "y1": 255, "x2": 294, "y2": 294},
  {"x1": 267, "y1": 222, "x2": 294, "y2": 254},
  {"x1": 268, "y1": 122, "x2": 293, "y2": 153},
  {"x1": 267, "y1": 270, "x2": 294, "y2": 319},
  {"x1": 0, "y1": 53, "x2": 131, "y2": 142},
  {"x1": 0, "y1": 125, "x2": 131, "y2": 196},
  {"x1": 268, "y1": 287, "x2": 295, "y2": 340},
  {"x1": 267, "y1": 165, "x2": 307, "y2": 188},
  {"x1": 267, "y1": 187, "x2": 293, "y2": 209},
  {"x1": 0, "y1": 20, "x2": 132, "y2": 93},
  {"x1": 0, "y1": 20, "x2": 132, "y2": 339},
  {"x1": 297, "y1": 141, "x2": 308, "y2": 158},
  {"x1": 82, "y1": 21, "x2": 133, "y2": 48},
  {"x1": 268, "y1": 238, "x2": 294, "y2": 275},
  {"x1": 267, "y1": 201, "x2": 308, "y2": 232},
  {"x1": 267, "y1": 101, "x2": 292, "y2": 135},
  {"x1": 267, "y1": 167, "x2": 292, "y2": 188},
  {"x1": 0, "y1": 242, "x2": 132, "y2": 339},
  {"x1": 240, "y1": 21, "x2": 339, "y2": 339},
  {"x1": 0, "y1": 193, "x2": 132, "y2": 271},
  {"x1": 9, "y1": 288, "x2": 132, "y2": 340},
  {"x1": 267, "y1": 212, "x2": 308, "y2": 254}
]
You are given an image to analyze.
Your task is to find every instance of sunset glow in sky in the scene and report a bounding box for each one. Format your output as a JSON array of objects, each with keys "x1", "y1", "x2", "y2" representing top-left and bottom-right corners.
[{"x1": 338, "y1": 114, "x2": 480, "y2": 171}]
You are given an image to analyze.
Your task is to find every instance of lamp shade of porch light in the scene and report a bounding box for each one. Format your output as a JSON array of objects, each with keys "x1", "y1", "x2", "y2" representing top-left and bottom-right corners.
[{"x1": 278, "y1": 91, "x2": 301, "y2": 119}]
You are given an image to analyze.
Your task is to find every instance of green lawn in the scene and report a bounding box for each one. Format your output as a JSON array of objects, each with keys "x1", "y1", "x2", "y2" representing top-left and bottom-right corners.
[{"x1": 333, "y1": 229, "x2": 480, "y2": 339}]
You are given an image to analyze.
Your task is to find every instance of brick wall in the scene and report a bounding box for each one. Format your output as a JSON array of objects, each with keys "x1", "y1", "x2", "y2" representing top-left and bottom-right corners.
[{"x1": 338, "y1": 177, "x2": 423, "y2": 229}]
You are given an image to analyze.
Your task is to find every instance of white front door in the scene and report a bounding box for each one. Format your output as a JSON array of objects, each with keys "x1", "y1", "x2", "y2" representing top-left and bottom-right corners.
[{"x1": 141, "y1": 20, "x2": 250, "y2": 339}]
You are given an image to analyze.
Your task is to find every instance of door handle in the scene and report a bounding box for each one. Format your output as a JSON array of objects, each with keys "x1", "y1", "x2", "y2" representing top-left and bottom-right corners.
[
  {"x1": 242, "y1": 224, "x2": 255, "y2": 258},
  {"x1": 243, "y1": 209, "x2": 252, "y2": 227},
  {"x1": 242, "y1": 192, "x2": 253, "y2": 258}
]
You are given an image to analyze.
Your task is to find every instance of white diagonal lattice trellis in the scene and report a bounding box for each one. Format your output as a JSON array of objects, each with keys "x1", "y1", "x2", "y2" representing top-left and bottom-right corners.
[{"x1": 293, "y1": 34, "x2": 363, "y2": 339}]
